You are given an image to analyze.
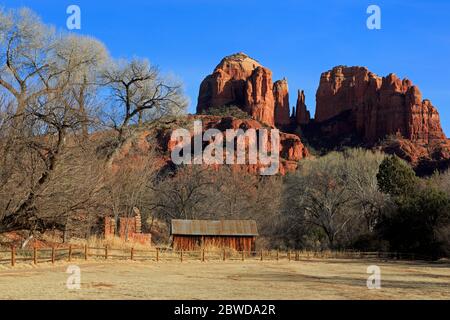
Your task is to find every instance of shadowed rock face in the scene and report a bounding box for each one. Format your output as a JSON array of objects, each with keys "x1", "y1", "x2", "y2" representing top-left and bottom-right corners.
[
  {"x1": 315, "y1": 66, "x2": 446, "y2": 144},
  {"x1": 273, "y1": 79, "x2": 291, "y2": 127},
  {"x1": 197, "y1": 53, "x2": 275, "y2": 127},
  {"x1": 295, "y1": 90, "x2": 310, "y2": 125}
]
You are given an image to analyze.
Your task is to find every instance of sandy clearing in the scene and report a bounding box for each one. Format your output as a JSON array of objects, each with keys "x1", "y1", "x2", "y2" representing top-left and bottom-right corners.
[{"x1": 0, "y1": 259, "x2": 449, "y2": 300}]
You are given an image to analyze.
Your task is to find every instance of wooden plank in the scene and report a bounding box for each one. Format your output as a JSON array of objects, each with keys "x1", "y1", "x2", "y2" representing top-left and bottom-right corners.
[
  {"x1": 33, "y1": 247, "x2": 37, "y2": 265},
  {"x1": 51, "y1": 247, "x2": 55, "y2": 264},
  {"x1": 11, "y1": 246, "x2": 15, "y2": 267}
]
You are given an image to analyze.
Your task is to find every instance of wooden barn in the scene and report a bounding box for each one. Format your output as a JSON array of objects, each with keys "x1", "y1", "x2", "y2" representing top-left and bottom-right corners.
[{"x1": 171, "y1": 219, "x2": 258, "y2": 252}]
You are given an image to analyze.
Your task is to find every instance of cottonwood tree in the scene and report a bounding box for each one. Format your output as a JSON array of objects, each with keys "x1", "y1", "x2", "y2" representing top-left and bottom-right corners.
[
  {"x1": 101, "y1": 58, "x2": 186, "y2": 144},
  {"x1": 150, "y1": 166, "x2": 215, "y2": 221},
  {"x1": 0, "y1": 85, "x2": 103, "y2": 233},
  {"x1": 52, "y1": 35, "x2": 108, "y2": 139},
  {"x1": 0, "y1": 7, "x2": 191, "y2": 240},
  {"x1": 205, "y1": 166, "x2": 282, "y2": 222},
  {"x1": 283, "y1": 153, "x2": 354, "y2": 248},
  {"x1": 103, "y1": 151, "x2": 159, "y2": 238},
  {"x1": 213, "y1": 166, "x2": 259, "y2": 217},
  {"x1": 343, "y1": 148, "x2": 387, "y2": 232},
  {"x1": 0, "y1": 10, "x2": 108, "y2": 233},
  {"x1": 429, "y1": 170, "x2": 450, "y2": 197},
  {"x1": 0, "y1": 8, "x2": 57, "y2": 193},
  {"x1": 282, "y1": 150, "x2": 390, "y2": 249},
  {"x1": 0, "y1": 8, "x2": 56, "y2": 126}
]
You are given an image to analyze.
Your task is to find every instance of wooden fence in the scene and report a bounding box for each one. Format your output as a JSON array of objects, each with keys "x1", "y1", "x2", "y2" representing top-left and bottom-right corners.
[{"x1": 0, "y1": 245, "x2": 431, "y2": 267}]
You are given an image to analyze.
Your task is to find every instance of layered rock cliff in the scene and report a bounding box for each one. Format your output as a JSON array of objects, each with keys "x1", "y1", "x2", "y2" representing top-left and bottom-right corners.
[
  {"x1": 197, "y1": 53, "x2": 276, "y2": 127},
  {"x1": 273, "y1": 79, "x2": 291, "y2": 127},
  {"x1": 311, "y1": 65, "x2": 449, "y2": 174},
  {"x1": 314, "y1": 66, "x2": 446, "y2": 144},
  {"x1": 196, "y1": 54, "x2": 449, "y2": 174}
]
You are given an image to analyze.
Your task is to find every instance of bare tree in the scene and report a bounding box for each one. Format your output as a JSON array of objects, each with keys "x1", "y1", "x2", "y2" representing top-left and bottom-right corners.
[
  {"x1": 52, "y1": 35, "x2": 108, "y2": 139},
  {"x1": 101, "y1": 58, "x2": 186, "y2": 143},
  {"x1": 283, "y1": 153, "x2": 354, "y2": 248},
  {"x1": 103, "y1": 149, "x2": 159, "y2": 238},
  {"x1": 0, "y1": 13, "x2": 108, "y2": 233},
  {"x1": 0, "y1": 85, "x2": 103, "y2": 233},
  {"x1": 150, "y1": 166, "x2": 215, "y2": 221},
  {"x1": 0, "y1": 8, "x2": 56, "y2": 126},
  {"x1": 343, "y1": 148, "x2": 387, "y2": 232},
  {"x1": 0, "y1": 7, "x2": 189, "y2": 241}
]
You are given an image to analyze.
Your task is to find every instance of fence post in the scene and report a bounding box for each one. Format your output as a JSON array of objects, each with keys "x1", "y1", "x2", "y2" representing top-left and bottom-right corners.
[
  {"x1": 288, "y1": 250, "x2": 291, "y2": 261},
  {"x1": 68, "y1": 245, "x2": 72, "y2": 262},
  {"x1": 223, "y1": 249, "x2": 226, "y2": 261},
  {"x1": 201, "y1": 249, "x2": 205, "y2": 262},
  {"x1": 105, "y1": 245, "x2": 108, "y2": 260},
  {"x1": 33, "y1": 246, "x2": 37, "y2": 265},
  {"x1": 180, "y1": 249, "x2": 183, "y2": 262},
  {"x1": 131, "y1": 247, "x2": 134, "y2": 261},
  {"x1": 51, "y1": 247, "x2": 55, "y2": 264},
  {"x1": 156, "y1": 248, "x2": 159, "y2": 262},
  {"x1": 260, "y1": 250, "x2": 263, "y2": 261},
  {"x1": 84, "y1": 244, "x2": 88, "y2": 260},
  {"x1": 241, "y1": 250, "x2": 245, "y2": 261},
  {"x1": 276, "y1": 249, "x2": 279, "y2": 261},
  {"x1": 11, "y1": 246, "x2": 15, "y2": 267}
]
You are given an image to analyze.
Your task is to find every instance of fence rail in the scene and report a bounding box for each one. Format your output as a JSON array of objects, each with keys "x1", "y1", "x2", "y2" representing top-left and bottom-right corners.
[{"x1": 0, "y1": 245, "x2": 431, "y2": 267}]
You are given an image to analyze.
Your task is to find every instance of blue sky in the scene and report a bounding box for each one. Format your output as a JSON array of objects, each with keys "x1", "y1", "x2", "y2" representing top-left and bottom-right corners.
[{"x1": 3, "y1": 0, "x2": 450, "y2": 135}]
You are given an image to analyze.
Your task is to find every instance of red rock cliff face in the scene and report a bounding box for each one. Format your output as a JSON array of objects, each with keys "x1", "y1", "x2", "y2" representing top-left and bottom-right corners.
[
  {"x1": 315, "y1": 66, "x2": 447, "y2": 144},
  {"x1": 108, "y1": 115, "x2": 308, "y2": 176},
  {"x1": 295, "y1": 90, "x2": 310, "y2": 125},
  {"x1": 153, "y1": 115, "x2": 308, "y2": 175},
  {"x1": 273, "y1": 79, "x2": 291, "y2": 127},
  {"x1": 197, "y1": 53, "x2": 275, "y2": 127},
  {"x1": 245, "y1": 66, "x2": 275, "y2": 127}
]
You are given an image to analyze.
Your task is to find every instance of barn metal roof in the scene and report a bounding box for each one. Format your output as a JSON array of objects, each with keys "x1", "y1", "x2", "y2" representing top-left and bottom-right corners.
[{"x1": 171, "y1": 219, "x2": 258, "y2": 236}]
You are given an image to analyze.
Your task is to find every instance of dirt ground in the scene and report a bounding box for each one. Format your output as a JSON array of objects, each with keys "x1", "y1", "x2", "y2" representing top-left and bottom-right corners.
[{"x1": 0, "y1": 259, "x2": 449, "y2": 299}]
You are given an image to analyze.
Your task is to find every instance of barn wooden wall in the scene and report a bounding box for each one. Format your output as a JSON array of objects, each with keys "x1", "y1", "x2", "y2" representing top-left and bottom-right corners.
[{"x1": 173, "y1": 235, "x2": 256, "y2": 251}]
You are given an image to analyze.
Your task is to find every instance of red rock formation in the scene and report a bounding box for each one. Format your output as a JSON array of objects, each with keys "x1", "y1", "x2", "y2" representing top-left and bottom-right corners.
[
  {"x1": 295, "y1": 90, "x2": 310, "y2": 125},
  {"x1": 273, "y1": 79, "x2": 291, "y2": 127},
  {"x1": 113, "y1": 115, "x2": 308, "y2": 175},
  {"x1": 315, "y1": 66, "x2": 447, "y2": 144},
  {"x1": 380, "y1": 135, "x2": 450, "y2": 175},
  {"x1": 311, "y1": 65, "x2": 450, "y2": 173},
  {"x1": 197, "y1": 53, "x2": 275, "y2": 127},
  {"x1": 245, "y1": 66, "x2": 275, "y2": 127}
]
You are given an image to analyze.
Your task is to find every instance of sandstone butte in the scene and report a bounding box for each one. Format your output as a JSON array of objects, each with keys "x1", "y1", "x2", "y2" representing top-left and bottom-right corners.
[
  {"x1": 111, "y1": 54, "x2": 449, "y2": 176},
  {"x1": 315, "y1": 66, "x2": 446, "y2": 144},
  {"x1": 195, "y1": 53, "x2": 310, "y2": 173},
  {"x1": 196, "y1": 52, "x2": 311, "y2": 129},
  {"x1": 313, "y1": 66, "x2": 450, "y2": 172}
]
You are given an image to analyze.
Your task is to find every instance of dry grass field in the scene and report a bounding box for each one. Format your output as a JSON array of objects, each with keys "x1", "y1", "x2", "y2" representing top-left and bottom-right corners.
[{"x1": 0, "y1": 258, "x2": 449, "y2": 300}]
